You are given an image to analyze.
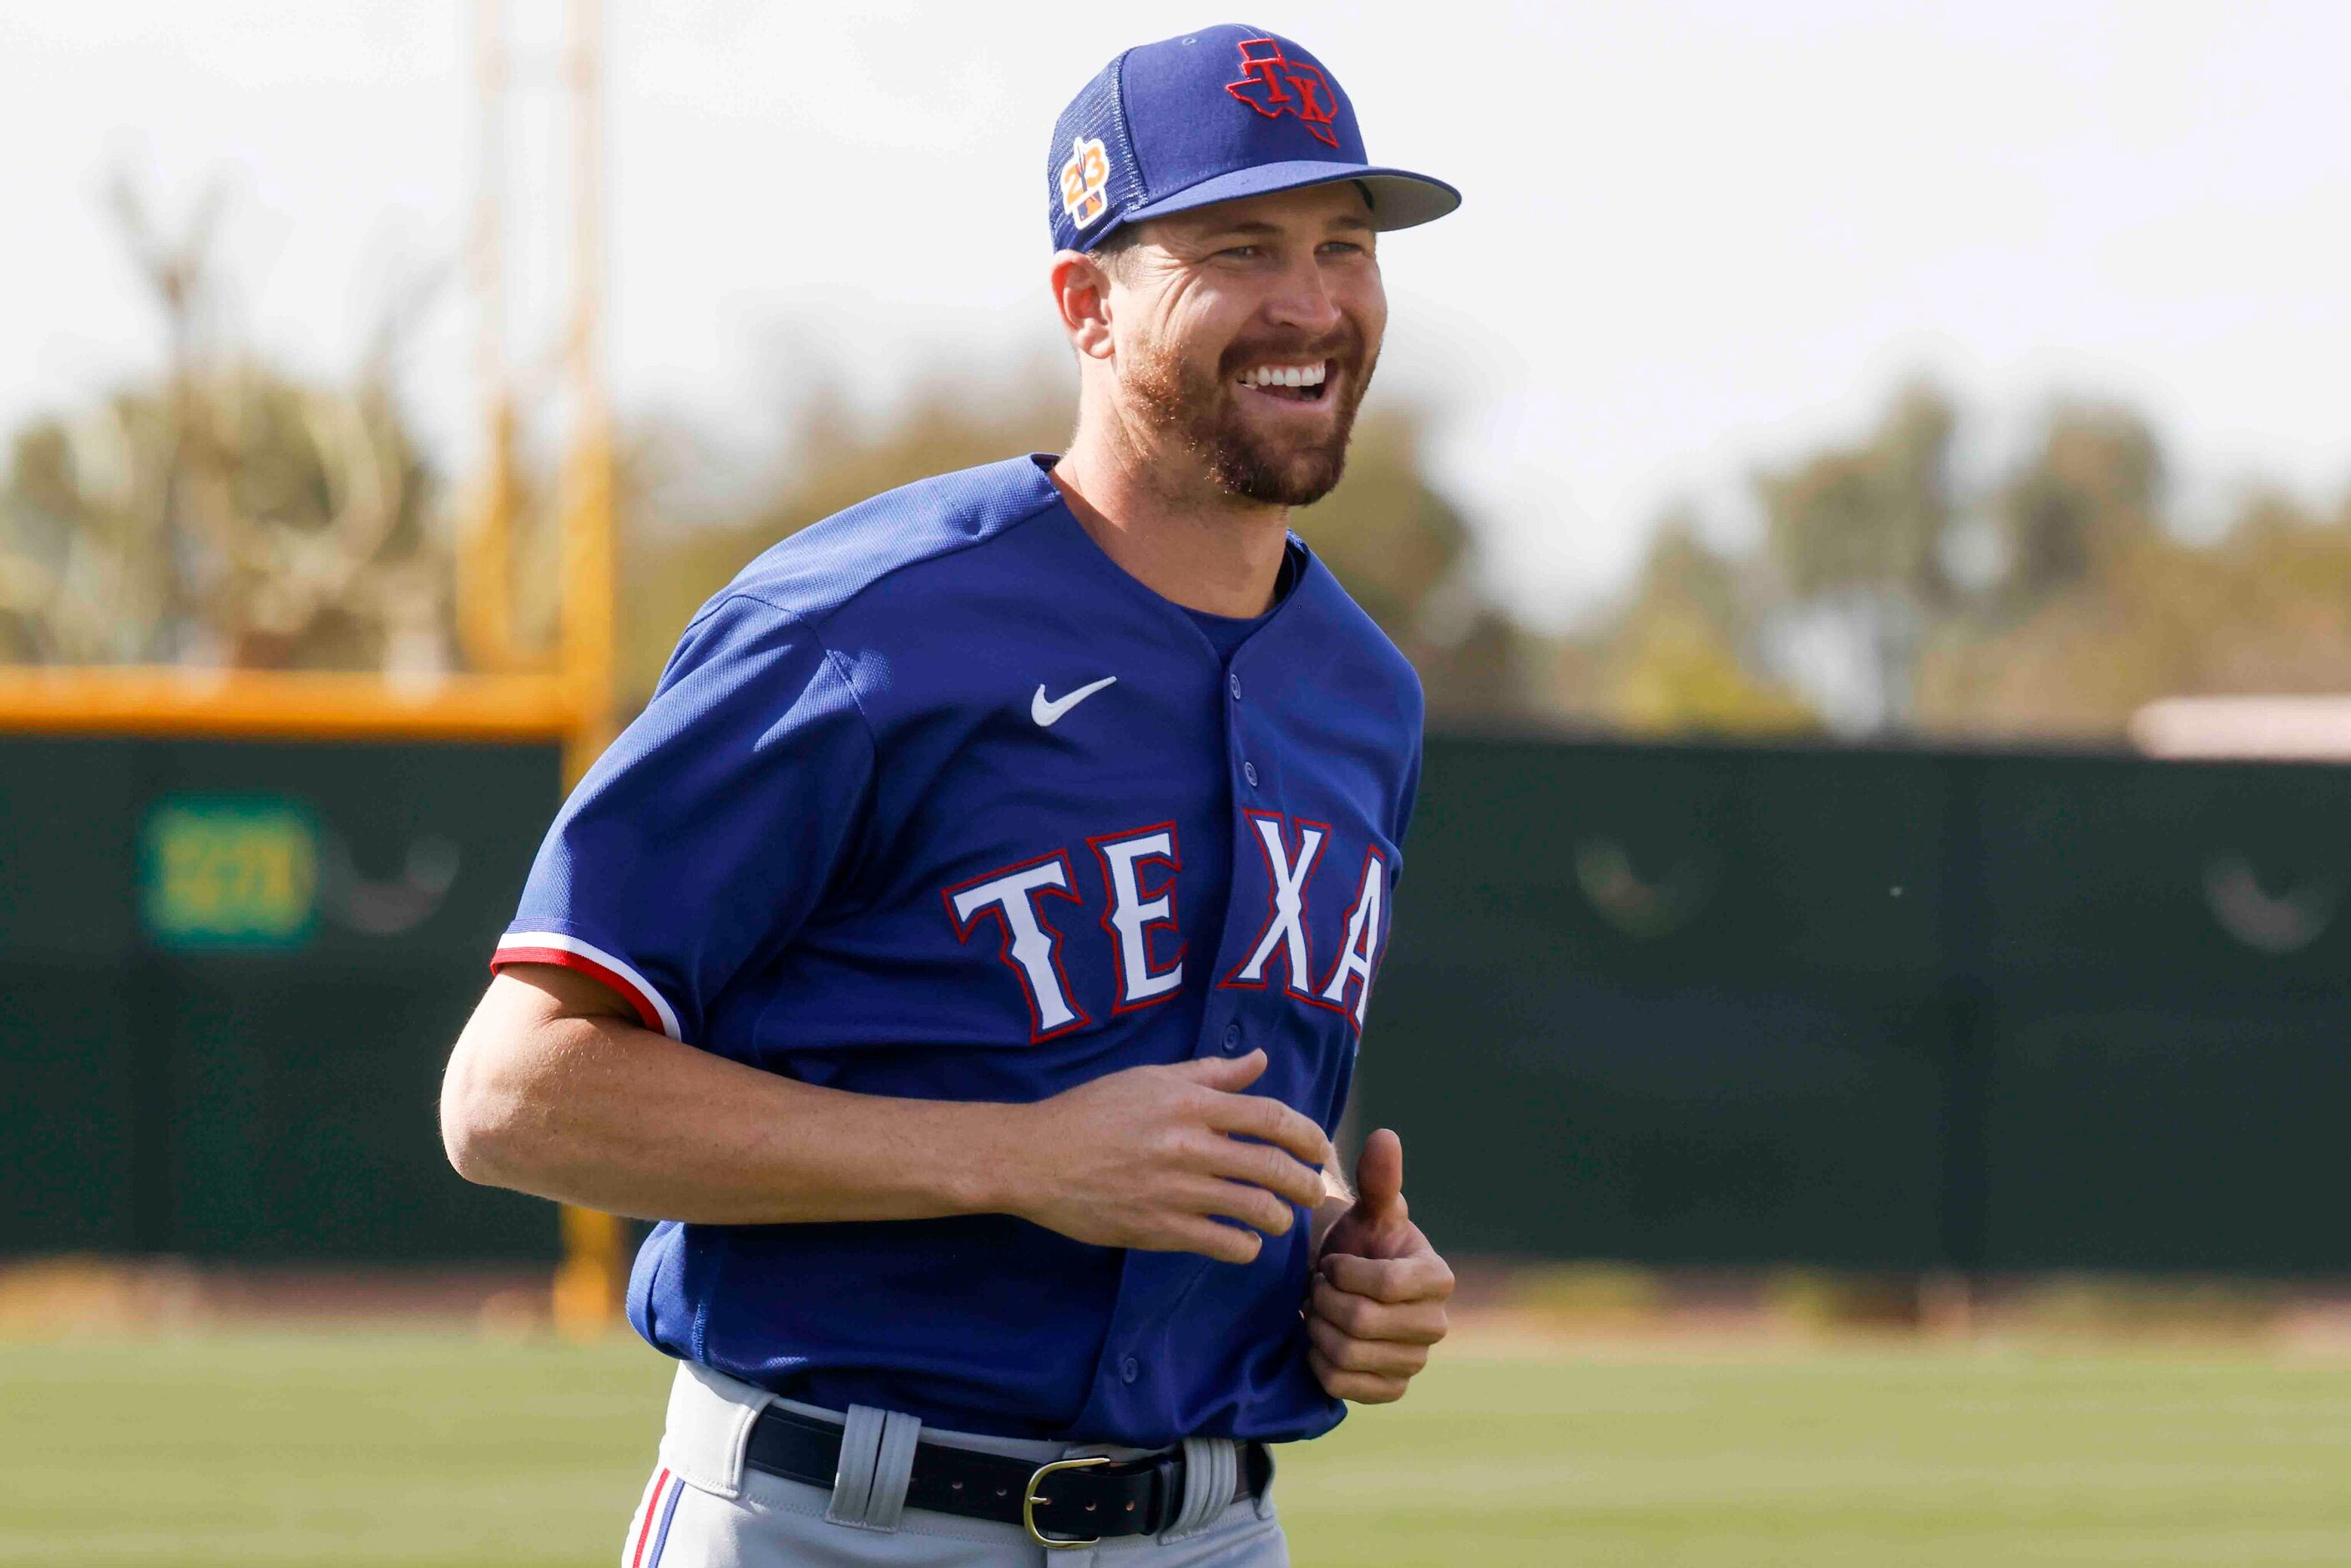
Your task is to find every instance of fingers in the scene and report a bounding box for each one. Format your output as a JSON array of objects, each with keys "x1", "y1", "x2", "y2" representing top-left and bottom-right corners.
[
  {"x1": 1169, "y1": 1048, "x2": 1268, "y2": 1091},
  {"x1": 1193, "y1": 1177, "x2": 1296, "y2": 1239},
  {"x1": 1308, "y1": 1276, "x2": 1449, "y2": 1346},
  {"x1": 1305, "y1": 1310, "x2": 1432, "y2": 1380},
  {"x1": 1307, "y1": 1344, "x2": 1409, "y2": 1405},
  {"x1": 1304, "y1": 1256, "x2": 1448, "y2": 1406},
  {"x1": 1135, "y1": 1216, "x2": 1264, "y2": 1266},
  {"x1": 1201, "y1": 1090, "x2": 1333, "y2": 1170},
  {"x1": 1194, "y1": 1134, "x2": 1326, "y2": 1209},
  {"x1": 1319, "y1": 1250, "x2": 1455, "y2": 1304}
]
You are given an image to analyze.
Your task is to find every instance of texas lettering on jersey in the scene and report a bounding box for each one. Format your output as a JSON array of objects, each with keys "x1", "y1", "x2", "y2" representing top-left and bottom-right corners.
[{"x1": 943, "y1": 813, "x2": 1388, "y2": 1044}]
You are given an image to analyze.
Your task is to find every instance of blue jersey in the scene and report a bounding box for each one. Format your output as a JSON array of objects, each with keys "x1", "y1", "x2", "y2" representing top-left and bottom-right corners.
[{"x1": 492, "y1": 454, "x2": 1422, "y2": 1448}]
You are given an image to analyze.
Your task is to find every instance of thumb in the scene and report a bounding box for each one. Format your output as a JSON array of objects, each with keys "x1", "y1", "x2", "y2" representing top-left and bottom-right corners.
[
  {"x1": 1170, "y1": 1048, "x2": 1268, "y2": 1091},
  {"x1": 1352, "y1": 1128, "x2": 1406, "y2": 1222}
]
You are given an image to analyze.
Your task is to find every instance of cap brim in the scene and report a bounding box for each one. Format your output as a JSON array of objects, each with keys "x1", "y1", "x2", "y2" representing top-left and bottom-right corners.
[{"x1": 1095, "y1": 159, "x2": 1459, "y2": 249}]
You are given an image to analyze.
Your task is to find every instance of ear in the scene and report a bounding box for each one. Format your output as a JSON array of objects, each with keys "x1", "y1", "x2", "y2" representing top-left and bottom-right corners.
[{"x1": 1049, "y1": 249, "x2": 1116, "y2": 362}]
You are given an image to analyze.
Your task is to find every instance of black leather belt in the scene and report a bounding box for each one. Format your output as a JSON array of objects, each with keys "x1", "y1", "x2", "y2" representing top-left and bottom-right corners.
[{"x1": 744, "y1": 1404, "x2": 1269, "y2": 1549}]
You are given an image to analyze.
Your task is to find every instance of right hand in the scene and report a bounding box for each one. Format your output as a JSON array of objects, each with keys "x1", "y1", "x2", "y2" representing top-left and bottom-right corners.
[{"x1": 1003, "y1": 1050, "x2": 1332, "y2": 1265}]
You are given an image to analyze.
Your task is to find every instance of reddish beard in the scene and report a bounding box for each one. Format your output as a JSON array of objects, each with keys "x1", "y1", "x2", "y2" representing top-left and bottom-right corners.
[{"x1": 1121, "y1": 322, "x2": 1377, "y2": 508}]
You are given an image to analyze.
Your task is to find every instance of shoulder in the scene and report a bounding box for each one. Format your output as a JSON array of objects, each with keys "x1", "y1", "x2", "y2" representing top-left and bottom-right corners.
[
  {"x1": 694, "y1": 455, "x2": 1065, "y2": 635},
  {"x1": 1288, "y1": 540, "x2": 1426, "y2": 733}
]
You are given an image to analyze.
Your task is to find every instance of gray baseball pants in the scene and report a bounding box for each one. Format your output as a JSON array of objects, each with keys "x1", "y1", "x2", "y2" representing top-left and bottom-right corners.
[{"x1": 619, "y1": 1361, "x2": 1291, "y2": 1567}]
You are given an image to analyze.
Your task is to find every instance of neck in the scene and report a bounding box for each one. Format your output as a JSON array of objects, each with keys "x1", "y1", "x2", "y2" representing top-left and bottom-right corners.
[{"x1": 1051, "y1": 421, "x2": 1291, "y2": 620}]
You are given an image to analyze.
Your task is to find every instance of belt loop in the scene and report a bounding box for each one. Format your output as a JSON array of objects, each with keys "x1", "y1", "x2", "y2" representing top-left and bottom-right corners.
[
  {"x1": 1160, "y1": 1436, "x2": 1236, "y2": 1540},
  {"x1": 862, "y1": 1409, "x2": 923, "y2": 1531},
  {"x1": 824, "y1": 1404, "x2": 923, "y2": 1532},
  {"x1": 824, "y1": 1404, "x2": 886, "y2": 1528}
]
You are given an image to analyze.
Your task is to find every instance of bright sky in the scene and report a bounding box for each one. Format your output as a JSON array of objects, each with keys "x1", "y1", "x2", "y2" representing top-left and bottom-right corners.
[{"x1": 3, "y1": 2, "x2": 2347, "y2": 628}]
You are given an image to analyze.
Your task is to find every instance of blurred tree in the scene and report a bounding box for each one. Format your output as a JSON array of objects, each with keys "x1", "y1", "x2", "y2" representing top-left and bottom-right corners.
[
  {"x1": 1992, "y1": 402, "x2": 2163, "y2": 608},
  {"x1": 1755, "y1": 383, "x2": 1958, "y2": 731},
  {"x1": 1917, "y1": 483, "x2": 2351, "y2": 738},
  {"x1": 1577, "y1": 514, "x2": 1819, "y2": 736},
  {"x1": 1588, "y1": 378, "x2": 2351, "y2": 743},
  {"x1": 0, "y1": 177, "x2": 449, "y2": 671}
]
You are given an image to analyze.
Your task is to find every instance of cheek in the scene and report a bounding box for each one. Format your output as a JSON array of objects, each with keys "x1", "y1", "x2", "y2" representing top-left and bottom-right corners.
[
  {"x1": 1164, "y1": 286, "x2": 1258, "y2": 369},
  {"x1": 1347, "y1": 276, "x2": 1388, "y2": 350},
  {"x1": 1127, "y1": 303, "x2": 1221, "y2": 378}
]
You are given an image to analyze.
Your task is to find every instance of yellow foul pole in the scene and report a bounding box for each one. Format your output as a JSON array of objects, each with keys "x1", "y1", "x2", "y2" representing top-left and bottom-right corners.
[
  {"x1": 457, "y1": 0, "x2": 524, "y2": 675},
  {"x1": 550, "y1": 0, "x2": 630, "y2": 1338}
]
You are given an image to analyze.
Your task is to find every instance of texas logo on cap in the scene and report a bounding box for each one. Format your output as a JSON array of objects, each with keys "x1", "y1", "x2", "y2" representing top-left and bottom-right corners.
[
  {"x1": 1060, "y1": 136, "x2": 1112, "y2": 229},
  {"x1": 1225, "y1": 37, "x2": 1340, "y2": 149}
]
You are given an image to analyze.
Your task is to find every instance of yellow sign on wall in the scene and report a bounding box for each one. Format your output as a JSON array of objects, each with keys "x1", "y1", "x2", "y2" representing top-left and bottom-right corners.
[{"x1": 140, "y1": 797, "x2": 319, "y2": 950}]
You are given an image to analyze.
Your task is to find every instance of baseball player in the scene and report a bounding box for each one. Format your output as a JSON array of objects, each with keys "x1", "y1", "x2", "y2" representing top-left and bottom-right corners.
[{"x1": 440, "y1": 23, "x2": 1460, "y2": 1565}]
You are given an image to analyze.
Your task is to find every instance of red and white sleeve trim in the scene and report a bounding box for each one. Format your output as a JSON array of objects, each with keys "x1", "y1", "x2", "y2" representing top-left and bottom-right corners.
[{"x1": 492, "y1": 931, "x2": 684, "y2": 1042}]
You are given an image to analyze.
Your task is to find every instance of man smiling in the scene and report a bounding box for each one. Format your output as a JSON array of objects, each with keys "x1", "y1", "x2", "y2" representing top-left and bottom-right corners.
[{"x1": 440, "y1": 23, "x2": 1460, "y2": 1565}]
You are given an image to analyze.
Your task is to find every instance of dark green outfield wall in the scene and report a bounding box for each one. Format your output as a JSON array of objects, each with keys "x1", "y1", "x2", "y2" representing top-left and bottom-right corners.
[
  {"x1": 1363, "y1": 736, "x2": 2351, "y2": 1275},
  {"x1": 5, "y1": 732, "x2": 2344, "y2": 1272},
  {"x1": 0, "y1": 737, "x2": 564, "y2": 1261}
]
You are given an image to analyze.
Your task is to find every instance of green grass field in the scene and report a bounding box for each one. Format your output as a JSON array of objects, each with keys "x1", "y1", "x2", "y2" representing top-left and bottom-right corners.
[{"x1": 3, "y1": 1333, "x2": 2348, "y2": 1565}]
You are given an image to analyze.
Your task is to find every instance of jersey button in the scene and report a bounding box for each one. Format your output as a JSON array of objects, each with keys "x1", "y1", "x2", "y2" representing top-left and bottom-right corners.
[
  {"x1": 1243, "y1": 761, "x2": 1259, "y2": 788},
  {"x1": 1229, "y1": 672, "x2": 1242, "y2": 701},
  {"x1": 1221, "y1": 1022, "x2": 1243, "y2": 1053},
  {"x1": 1120, "y1": 1356, "x2": 1140, "y2": 1384}
]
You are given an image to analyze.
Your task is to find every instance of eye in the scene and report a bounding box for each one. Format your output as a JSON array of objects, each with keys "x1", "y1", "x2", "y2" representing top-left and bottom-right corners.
[
  {"x1": 1319, "y1": 240, "x2": 1368, "y2": 258},
  {"x1": 1218, "y1": 245, "x2": 1265, "y2": 260}
]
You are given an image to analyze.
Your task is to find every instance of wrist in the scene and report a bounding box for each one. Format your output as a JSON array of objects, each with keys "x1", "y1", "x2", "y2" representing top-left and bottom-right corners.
[{"x1": 936, "y1": 1099, "x2": 1038, "y2": 1219}]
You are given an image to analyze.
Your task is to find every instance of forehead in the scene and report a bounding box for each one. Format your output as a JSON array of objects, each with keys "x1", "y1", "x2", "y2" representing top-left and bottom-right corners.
[{"x1": 1140, "y1": 181, "x2": 1374, "y2": 244}]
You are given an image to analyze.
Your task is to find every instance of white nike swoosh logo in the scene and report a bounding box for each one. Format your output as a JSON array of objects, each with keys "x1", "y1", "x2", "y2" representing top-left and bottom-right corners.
[{"x1": 1031, "y1": 676, "x2": 1118, "y2": 727}]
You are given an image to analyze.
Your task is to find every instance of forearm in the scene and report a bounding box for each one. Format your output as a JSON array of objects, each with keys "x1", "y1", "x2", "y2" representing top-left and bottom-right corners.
[{"x1": 441, "y1": 974, "x2": 1020, "y2": 1225}]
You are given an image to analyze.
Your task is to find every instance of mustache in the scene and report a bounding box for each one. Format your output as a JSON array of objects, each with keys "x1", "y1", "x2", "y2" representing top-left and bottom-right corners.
[{"x1": 1218, "y1": 325, "x2": 1365, "y2": 375}]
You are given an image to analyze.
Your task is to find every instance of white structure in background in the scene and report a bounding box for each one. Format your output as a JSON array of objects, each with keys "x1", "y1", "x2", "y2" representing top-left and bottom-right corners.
[{"x1": 2129, "y1": 696, "x2": 2351, "y2": 761}]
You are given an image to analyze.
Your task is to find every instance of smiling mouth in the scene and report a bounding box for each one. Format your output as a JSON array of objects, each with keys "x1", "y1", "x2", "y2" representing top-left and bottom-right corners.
[{"x1": 1234, "y1": 360, "x2": 1334, "y2": 405}]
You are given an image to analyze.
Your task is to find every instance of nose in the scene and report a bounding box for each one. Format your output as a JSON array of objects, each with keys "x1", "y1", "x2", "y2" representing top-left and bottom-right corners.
[{"x1": 1261, "y1": 250, "x2": 1343, "y2": 340}]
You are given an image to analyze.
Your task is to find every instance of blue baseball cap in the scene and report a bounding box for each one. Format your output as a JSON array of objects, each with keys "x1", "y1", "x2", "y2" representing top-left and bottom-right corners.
[{"x1": 1047, "y1": 24, "x2": 1461, "y2": 254}]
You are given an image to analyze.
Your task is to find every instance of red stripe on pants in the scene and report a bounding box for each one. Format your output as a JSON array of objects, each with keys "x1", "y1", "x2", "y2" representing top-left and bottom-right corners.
[{"x1": 630, "y1": 1468, "x2": 672, "y2": 1568}]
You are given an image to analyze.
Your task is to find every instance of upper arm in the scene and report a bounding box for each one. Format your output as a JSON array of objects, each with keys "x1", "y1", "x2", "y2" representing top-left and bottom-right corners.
[
  {"x1": 488, "y1": 595, "x2": 877, "y2": 1048},
  {"x1": 439, "y1": 962, "x2": 667, "y2": 1176},
  {"x1": 445, "y1": 965, "x2": 629, "y2": 1097},
  {"x1": 492, "y1": 961, "x2": 640, "y2": 1025}
]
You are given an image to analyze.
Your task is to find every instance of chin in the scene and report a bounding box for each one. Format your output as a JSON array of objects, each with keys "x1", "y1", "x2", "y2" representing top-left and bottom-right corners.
[
  {"x1": 1225, "y1": 447, "x2": 1347, "y2": 508},
  {"x1": 1208, "y1": 415, "x2": 1354, "y2": 507}
]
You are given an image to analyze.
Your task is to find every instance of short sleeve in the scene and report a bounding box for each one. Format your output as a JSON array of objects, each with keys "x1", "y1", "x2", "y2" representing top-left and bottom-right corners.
[{"x1": 492, "y1": 594, "x2": 875, "y2": 1046}]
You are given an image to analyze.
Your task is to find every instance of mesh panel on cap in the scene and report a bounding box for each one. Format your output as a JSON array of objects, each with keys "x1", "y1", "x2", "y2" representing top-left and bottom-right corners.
[{"x1": 1045, "y1": 51, "x2": 1148, "y2": 252}]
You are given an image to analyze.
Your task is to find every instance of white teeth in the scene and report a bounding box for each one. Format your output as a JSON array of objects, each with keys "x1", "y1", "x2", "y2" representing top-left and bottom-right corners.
[{"x1": 1239, "y1": 363, "x2": 1328, "y2": 388}]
